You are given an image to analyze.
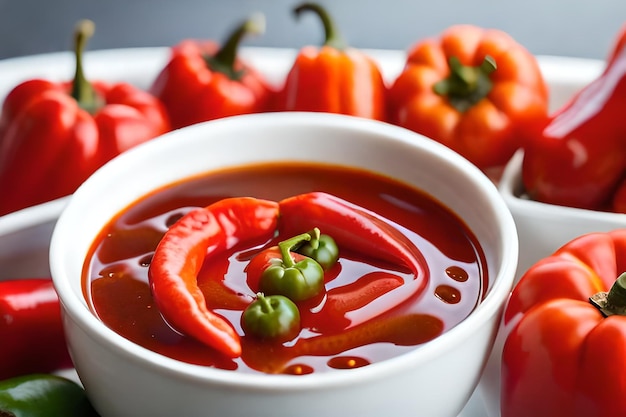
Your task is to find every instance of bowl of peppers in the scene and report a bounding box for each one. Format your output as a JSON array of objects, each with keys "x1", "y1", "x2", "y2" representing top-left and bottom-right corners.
[
  {"x1": 498, "y1": 23, "x2": 626, "y2": 279},
  {"x1": 49, "y1": 111, "x2": 518, "y2": 417}
]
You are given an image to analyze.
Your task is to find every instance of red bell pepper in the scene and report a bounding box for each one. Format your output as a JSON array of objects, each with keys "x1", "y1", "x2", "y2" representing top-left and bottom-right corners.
[
  {"x1": 276, "y1": 3, "x2": 386, "y2": 120},
  {"x1": 0, "y1": 279, "x2": 72, "y2": 380},
  {"x1": 0, "y1": 20, "x2": 170, "y2": 216},
  {"x1": 149, "y1": 13, "x2": 273, "y2": 129},
  {"x1": 522, "y1": 25, "x2": 626, "y2": 211},
  {"x1": 149, "y1": 192, "x2": 428, "y2": 358},
  {"x1": 387, "y1": 24, "x2": 549, "y2": 172},
  {"x1": 502, "y1": 229, "x2": 626, "y2": 417}
]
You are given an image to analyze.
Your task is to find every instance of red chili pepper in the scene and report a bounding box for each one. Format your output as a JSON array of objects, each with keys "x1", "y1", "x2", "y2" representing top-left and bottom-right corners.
[
  {"x1": 0, "y1": 20, "x2": 170, "y2": 216},
  {"x1": 278, "y1": 192, "x2": 429, "y2": 325},
  {"x1": 0, "y1": 279, "x2": 72, "y2": 380},
  {"x1": 150, "y1": 13, "x2": 273, "y2": 129},
  {"x1": 278, "y1": 192, "x2": 428, "y2": 278},
  {"x1": 148, "y1": 197, "x2": 280, "y2": 358},
  {"x1": 522, "y1": 26, "x2": 626, "y2": 211},
  {"x1": 276, "y1": 3, "x2": 386, "y2": 120}
]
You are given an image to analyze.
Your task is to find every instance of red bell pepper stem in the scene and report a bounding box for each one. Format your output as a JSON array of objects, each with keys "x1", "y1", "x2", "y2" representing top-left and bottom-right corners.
[
  {"x1": 589, "y1": 272, "x2": 626, "y2": 317},
  {"x1": 148, "y1": 197, "x2": 279, "y2": 358},
  {"x1": 70, "y1": 19, "x2": 102, "y2": 114},
  {"x1": 205, "y1": 12, "x2": 265, "y2": 81},
  {"x1": 0, "y1": 279, "x2": 73, "y2": 380},
  {"x1": 293, "y1": 2, "x2": 347, "y2": 50},
  {"x1": 433, "y1": 55, "x2": 497, "y2": 112}
]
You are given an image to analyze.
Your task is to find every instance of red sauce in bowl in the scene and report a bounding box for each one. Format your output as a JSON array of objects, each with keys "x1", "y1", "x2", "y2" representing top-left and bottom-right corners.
[{"x1": 83, "y1": 162, "x2": 488, "y2": 374}]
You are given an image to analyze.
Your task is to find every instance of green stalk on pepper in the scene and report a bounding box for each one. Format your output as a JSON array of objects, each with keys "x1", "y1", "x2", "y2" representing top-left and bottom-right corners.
[
  {"x1": 293, "y1": 228, "x2": 339, "y2": 271},
  {"x1": 258, "y1": 229, "x2": 326, "y2": 302}
]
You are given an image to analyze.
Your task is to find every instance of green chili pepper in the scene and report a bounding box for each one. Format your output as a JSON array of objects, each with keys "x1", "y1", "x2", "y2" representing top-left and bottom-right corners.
[
  {"x1": 0, "y1": 373, "x2": 99, "y2": 417},
  {"x1": 258, "y1": 229, "x2": 325, "y2": 301},
  {"x1": 294, "y1": 228, "x2": 339, "y2": 271},
  {"x1": 241, "y1": 293, "x2": 301, "y2": 341}
]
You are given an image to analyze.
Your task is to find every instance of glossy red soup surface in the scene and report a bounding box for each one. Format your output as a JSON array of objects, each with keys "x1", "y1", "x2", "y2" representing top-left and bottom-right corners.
[{"x1": 84, "y1": 162, "x2": 488, "y2": 374}]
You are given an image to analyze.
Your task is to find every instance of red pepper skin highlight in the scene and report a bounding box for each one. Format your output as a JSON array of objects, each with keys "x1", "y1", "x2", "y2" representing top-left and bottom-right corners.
[
  {"x1": 0, "y1": 279, "x2": 73, "y2": 380},
  {"x1": 148, "y1": 197, "x2": 279, "y2": 358}
]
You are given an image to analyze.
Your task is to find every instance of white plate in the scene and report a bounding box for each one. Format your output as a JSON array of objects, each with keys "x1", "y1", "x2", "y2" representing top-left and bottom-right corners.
[{"x1": 0, "y1": 46, "x2": 604, "y2": 417}]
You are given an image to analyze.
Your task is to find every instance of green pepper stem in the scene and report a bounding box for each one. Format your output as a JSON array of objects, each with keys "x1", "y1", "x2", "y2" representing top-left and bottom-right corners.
[
  {"x1": 433, "y1": 55, "x2": 497, "y2": 113},
  {"x1": 293, "y1": 2, "x2": 347, "y2": 50},
  {"x1": 306, "y1": 227, "x2": 321, "y2": 250},
  {"x1": 607, "y1": 272, "x2": 626, "y2": 308},
  {"x1": 70, "y1": 19, "x2": 102, "y2": 114},
  {"x1": 278, "y1": 229, "x2": 319, "y2": 268},
  {"x1": 589, "y1": 272, "x2": 626, "y2": 316},
  {"x1": 255, "y1": 293, "x2": 272, "y2": 314},
  {"x1": 205, "y1": 12, "x2": 265, "y2": 81}
]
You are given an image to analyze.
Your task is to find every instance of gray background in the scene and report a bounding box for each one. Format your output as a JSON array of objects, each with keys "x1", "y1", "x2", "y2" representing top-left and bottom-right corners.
[{"x1": 0, "y1": 0, "x2": 623, "y2": 61}]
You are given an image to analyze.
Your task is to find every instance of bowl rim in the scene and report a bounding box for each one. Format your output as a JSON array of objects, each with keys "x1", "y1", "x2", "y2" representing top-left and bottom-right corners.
[{"x1": 50, "y1": 112, "x2": 518, "y2": 390}]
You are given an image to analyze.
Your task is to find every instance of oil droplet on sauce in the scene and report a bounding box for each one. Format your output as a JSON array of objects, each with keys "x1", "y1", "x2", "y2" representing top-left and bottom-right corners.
[
  {"x1": 435, "y1": 285, "x2": 461, "y2": 304},
  {"x1": 445, "y1": 266, "x2": 469, "y2": 282},
  {"x1": 283, "y1": 364, "x2": 314, "y2": 375},
  {"x1": 327, "y1": 356, "x2": 370, "y2": 370}
]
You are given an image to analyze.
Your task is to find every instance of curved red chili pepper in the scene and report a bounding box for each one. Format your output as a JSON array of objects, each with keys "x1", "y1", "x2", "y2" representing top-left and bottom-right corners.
[
  {"x1": 148, "y1": 197, "x2": 279, "y2": 358},
  {"x1": 277, "y1": 192, "x2": 429, "y2": 331},
  {"x1": 278, "y1": 192, "x2": 428, "y2": 278}
]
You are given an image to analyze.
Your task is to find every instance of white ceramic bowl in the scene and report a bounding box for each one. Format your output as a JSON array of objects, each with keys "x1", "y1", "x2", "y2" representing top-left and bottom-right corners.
[
  {"x1": 499, "y1": 150, "x2": 626, "y2": 281},
  {"x1": 50, "y1": 112, "x2": 518, "y2": 417}
]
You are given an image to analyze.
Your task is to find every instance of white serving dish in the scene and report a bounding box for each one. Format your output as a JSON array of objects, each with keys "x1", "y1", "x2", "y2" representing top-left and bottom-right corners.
[{"x1": 0, "y1": 46, "x2": 604, "y2": 417}]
